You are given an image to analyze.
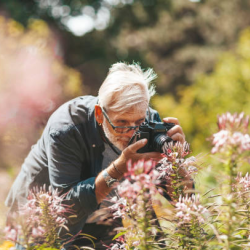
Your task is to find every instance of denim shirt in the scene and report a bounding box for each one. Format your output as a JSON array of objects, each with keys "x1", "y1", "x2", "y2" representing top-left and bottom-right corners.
[{"x1": 5, "y1": 95, "x2": 161, "y2": 239}]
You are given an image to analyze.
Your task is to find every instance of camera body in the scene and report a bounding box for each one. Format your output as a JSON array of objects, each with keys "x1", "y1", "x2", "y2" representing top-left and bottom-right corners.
[{"x1": 128, "y1": 121, "x2": 175, "y2": 153}]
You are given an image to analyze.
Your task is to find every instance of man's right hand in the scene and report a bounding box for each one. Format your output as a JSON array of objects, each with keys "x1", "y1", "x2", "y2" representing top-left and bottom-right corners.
[
  {"x1": 114, "y1": 139, "x2": 163, "y2": 174},
  {"x1": 95, "y1": 139, "x2": 163, "y2": 204}
]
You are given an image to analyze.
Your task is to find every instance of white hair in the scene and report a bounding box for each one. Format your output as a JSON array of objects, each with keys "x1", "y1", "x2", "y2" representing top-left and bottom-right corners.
[{"x1": 98, "y1": 62, "x2": 157, "y2": 113}]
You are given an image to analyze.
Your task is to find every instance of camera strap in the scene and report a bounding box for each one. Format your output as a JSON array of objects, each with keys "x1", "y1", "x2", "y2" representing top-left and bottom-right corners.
[
  {"x1": 128, "y1": 131, "x2": 139, "y2": 146},
  {"x1": 97, "y1": 122, "x2": 121, "y2": 156}
]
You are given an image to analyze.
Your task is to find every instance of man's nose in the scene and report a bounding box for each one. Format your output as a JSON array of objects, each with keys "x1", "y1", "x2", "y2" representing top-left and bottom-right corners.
[{"x1": 126, "y1": 129, "x2": 136, "y2": 137}]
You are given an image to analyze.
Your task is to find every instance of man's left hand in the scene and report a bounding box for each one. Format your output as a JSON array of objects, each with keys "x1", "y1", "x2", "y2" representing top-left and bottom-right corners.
[{"x1": 163, "y1": 117, "x2": 185, "y2": 143}]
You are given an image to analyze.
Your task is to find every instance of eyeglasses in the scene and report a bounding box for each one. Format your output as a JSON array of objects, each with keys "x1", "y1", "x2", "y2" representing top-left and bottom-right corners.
[{"x1": 101, "y1": 108, "x2": 140, "y2": 134}]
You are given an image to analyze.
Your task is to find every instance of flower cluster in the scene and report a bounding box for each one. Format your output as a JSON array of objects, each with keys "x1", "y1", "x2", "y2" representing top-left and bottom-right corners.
[
  {"x1": 158, "y1": 141, "x2": 197, "y2": 177},
  {"x1": 110, "y1": 160, "x2": 160, "y2": 220},
  {"x1": 211, "y1": 112, "x2": 250, "y2": 154},
  {"x1": 217, "y1": 112, "x2": 249, "y2": 132},
  {"x1": 169, "y1": 194, "x2": 209, "y2": 249},
  {"x1": 109, "y1": 242, "x2": 126, "y2": 250},
  {"x1": 175, "y1": 194, "x2": 208, "y2": 226},
  {"x1": 234, "y1": 172, "x2": 250, "y2": 195},
  {"x1": 118, "y1": 160, "x2": 160, "y2": 200},
  {"x1": 109, "y1": 160, "x2": 160, "y2": 250},
  {"x1": 163, "y1": 141, "x2": 190, "y2": 158},
  {"x1": 156, "y1": 141, "x2": 197, "y2": 200},
  {"x1": 105, "y1": 236, "x2": 126, "y2": 250},
  {"x1": 4, "y1": 185, "x2": 72, "y2": 249}
]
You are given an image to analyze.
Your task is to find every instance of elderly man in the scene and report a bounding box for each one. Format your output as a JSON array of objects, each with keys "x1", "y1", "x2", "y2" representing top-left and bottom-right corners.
[{"x1": 6, "y1": 62, "x2": 185, "y2": 248}]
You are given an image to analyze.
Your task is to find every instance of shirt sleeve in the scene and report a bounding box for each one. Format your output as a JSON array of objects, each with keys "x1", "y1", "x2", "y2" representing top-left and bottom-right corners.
[{"x1": 47, "y1": 127, "x2": 99, "y2": 219}]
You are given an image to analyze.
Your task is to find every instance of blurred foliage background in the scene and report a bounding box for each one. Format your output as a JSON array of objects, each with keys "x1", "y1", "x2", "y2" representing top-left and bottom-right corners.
[
  {"x1": 0, "y1": 0, "x2": 250, "y2": 232},
  {"x1": 152, "y1": 28, "x2": 250, "y2": 153}
]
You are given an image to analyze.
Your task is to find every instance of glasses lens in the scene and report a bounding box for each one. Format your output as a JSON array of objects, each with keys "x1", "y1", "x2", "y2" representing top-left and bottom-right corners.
[
  {"x1": 114, "y1": 127, "x2": 130, "y2": 134},
  {"x1": 114, "y1": 126, "x2": 139, "y2": 134}
]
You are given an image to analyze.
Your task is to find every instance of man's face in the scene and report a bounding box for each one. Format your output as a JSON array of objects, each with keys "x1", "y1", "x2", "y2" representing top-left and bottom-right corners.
[{"x1": 102, "y1": 107, "x2": 147, "y2": 151}]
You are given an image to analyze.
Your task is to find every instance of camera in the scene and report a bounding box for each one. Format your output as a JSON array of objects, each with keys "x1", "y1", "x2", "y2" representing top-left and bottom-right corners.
[{"x1": 128, "y1": 121, "x2": 175, "y2": 153}]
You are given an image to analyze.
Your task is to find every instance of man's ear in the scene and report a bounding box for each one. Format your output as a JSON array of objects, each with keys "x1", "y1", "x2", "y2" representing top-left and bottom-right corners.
[{"x1": 95, "y1": 105, "x2": 103, "y2": 125}]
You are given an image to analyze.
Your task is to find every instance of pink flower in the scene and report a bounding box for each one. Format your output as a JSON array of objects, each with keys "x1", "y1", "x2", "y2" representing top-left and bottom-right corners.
[
  {"x1": 109, "y1": 160, "x2": 159, "y2": 237},
  {"x1": 31, "y1": 226, "x2": 45, "y2": 238},
  {"x1": 156, "y1": 142, "x2": 197, "y2": 183},
  {"x1": 5, "y1": 185, "x2": 72, "y2": 248},
  {"x1": 181, "y1": 156, "x2": 198, "y2": 174},
  {"x1": 4, "y1": 226, "x2": 17, "y2": 242},
  {"x1": 110, "y1": 243, "x2": 126, "y2": 250},
  {"x1": 175, "y1": 195, "x2": 207, "y2": 226},
  {"x1": 211, "y1": 130, "x2": 230, "y2": 153},
  {"x1": 212, "y1": 112, "x2": 250, "y2": 154},
  {"x1": 163, "y1": 141, "x2": 191, "y2": 160},
  {"x1": 235, "y1": 172, "x2": 250, "y2": 193},
  {"x1": 217, "y1": 112, "x2": 249, "y2": 132},
  {"x1": 132, "y1": 240, "x2": 140, "y2": 246}
]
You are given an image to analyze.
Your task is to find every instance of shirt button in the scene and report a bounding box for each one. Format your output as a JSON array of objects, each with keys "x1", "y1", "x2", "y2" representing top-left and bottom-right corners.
[{"x1": 92, "y1": 144, "x2": 96, "y2": 147}]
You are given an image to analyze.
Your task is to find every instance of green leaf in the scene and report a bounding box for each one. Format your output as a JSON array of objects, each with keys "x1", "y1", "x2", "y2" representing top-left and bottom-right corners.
[{"x1": 112, "y1": 231, "x2": 127, "y2": 240}]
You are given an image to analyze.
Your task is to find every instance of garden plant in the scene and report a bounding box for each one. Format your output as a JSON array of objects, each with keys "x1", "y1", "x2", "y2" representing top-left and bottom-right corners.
[{"x1": 1, "y1": 112, "x2": 250, "y2": 250}]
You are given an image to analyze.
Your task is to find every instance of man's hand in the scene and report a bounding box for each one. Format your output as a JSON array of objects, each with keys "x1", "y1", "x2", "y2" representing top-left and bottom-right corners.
[
  {"x1": 163, "y1": 117, "x2": 185, "y2": 143},
  {"x1": 115, "y1": 117, "x2": 185, "y2": 173},
  {"x1": 114, "y1": 139, "x2": 163, "y2": 174},
  {"x1": 95, "y1": 139, "x2": 163, "y2": 204}
]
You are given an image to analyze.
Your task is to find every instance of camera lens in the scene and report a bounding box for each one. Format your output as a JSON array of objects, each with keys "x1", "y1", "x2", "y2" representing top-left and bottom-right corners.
[{"x1": 153, "y1": 134, "x2": 173, "y2": 152}]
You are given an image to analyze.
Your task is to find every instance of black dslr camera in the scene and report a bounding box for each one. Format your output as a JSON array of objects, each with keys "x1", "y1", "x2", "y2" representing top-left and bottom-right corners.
[{"x1": 128, "y1": 121, "x2": 175, "y2": 153}]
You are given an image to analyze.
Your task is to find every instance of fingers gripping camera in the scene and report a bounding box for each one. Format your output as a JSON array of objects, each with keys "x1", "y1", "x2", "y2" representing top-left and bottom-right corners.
[{"x1": 128, "y1": 121, "x2": 175, "y2": 153}]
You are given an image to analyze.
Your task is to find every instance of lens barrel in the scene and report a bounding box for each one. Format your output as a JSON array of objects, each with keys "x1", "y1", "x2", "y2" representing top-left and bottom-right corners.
[{"x1": 153, "y1": 134, "x2": 173, "y2": 152}]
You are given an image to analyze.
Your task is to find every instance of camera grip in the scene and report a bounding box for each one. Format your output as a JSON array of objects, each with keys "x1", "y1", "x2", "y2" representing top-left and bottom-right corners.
[{"x1": 137, "y1": 131, "x2": 150, "y2": 153}]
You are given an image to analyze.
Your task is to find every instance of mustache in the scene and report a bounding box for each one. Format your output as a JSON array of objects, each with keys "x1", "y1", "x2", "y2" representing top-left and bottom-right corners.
[{"x1": 117, "y1": 137, "x2": 130, "y2": 142}]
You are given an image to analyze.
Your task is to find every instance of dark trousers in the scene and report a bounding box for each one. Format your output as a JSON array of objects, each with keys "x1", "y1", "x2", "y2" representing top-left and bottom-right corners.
[{"x1": 71, "y1": 219, "x2": 122, "y2": 250}]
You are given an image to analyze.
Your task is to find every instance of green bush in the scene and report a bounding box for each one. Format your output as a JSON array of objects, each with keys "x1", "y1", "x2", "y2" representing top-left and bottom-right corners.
[{"x1": 152, "y1": 28, "x2": 250, "y2": 155}]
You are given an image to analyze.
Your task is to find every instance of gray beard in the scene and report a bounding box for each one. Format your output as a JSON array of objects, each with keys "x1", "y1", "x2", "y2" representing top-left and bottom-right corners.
[{"x1": 102, "y1": 121, "x2": 130, "y2": 151}]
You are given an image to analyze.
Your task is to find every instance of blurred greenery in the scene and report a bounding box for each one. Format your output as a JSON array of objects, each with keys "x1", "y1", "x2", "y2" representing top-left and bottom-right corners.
[
  {"x1": 1, "y1": 0, "x2": 250, "y2": 95},
  {"x1": 152, "y1": 28, "x2": 250, "y2": 154}
]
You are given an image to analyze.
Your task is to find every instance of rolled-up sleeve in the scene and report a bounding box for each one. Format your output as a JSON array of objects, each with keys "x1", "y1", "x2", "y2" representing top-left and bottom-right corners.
[{"x1": 47, "y1": 127, "x2": 99, "y2": 218}]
